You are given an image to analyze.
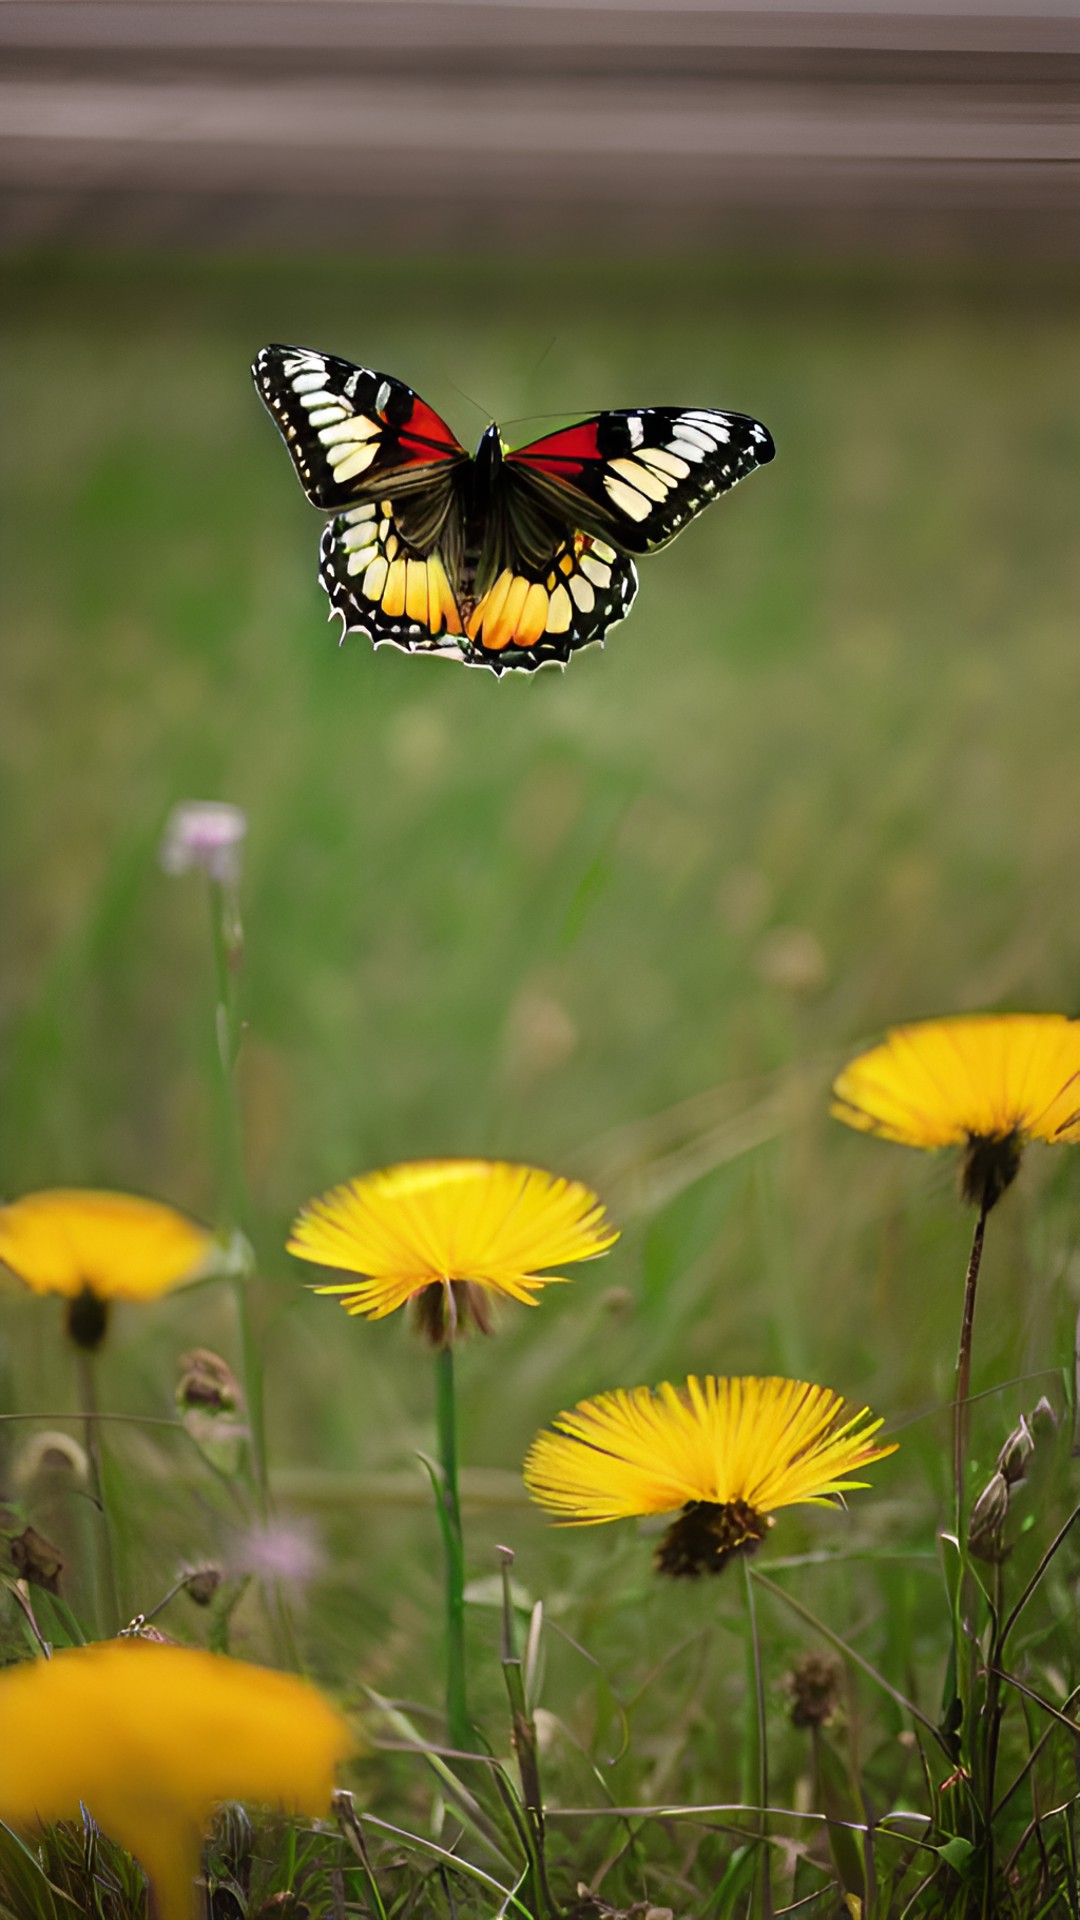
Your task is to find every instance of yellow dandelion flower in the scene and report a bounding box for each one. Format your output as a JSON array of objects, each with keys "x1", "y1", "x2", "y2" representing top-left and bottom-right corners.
[
  {"x1": 0, "y1": 1639, "x2": 352, "y2": 1920},
  {"x1": 834, "y1": 1014, "x2": 1080, "y2": 1517},
  {"x1": 832, "y1": 1013, "x2": 1080, "y2": 1209},
  {"x1": 524, "y1": 1375, "x2": 896, "y2": 1577},
  {"x1": 0, "y1": 1189, "x2": 219, "y2": 1349},
  {"x1": 288, "y1": 1158, "x2": 618, "y2": 1344}
]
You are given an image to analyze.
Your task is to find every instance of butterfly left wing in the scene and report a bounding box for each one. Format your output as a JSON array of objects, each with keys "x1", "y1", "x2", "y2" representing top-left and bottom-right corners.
[
  {"x1": 320, "y1": 494, "x2": 469, "y2": 659},
  {"x1": 504, "y1": 407, "x2": 774, "y2": 555},
  {"x1": 255, "y1": 344, "x2": 472, "y2": 655},
  {"x1": 253, "y1": 344, "x2": 468, "y2": 530}
]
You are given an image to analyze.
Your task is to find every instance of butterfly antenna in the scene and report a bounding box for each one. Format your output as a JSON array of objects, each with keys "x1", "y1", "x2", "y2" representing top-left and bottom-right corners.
[
  {"x1": 530, "y1": 333, "x2": 559, "y2": 387},
  {"x1": 439, "y1": 373, "x2": 492, "y2": 425}
]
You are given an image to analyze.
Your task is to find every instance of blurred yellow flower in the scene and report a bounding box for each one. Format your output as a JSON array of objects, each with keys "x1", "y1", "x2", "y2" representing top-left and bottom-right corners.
[
  {"x1": 0, "y1": 1189, "x2": 219, "y2": 1348},
  {"x1": 524, "y1": 1375, "x2": 895, "y2": 1577},
  {"x1": 832, "y1": 1013, "x2": 1080, "y2": 1208},
  {"x1": 0, "y1": 1639, "x2": 352, "y2": 1920},
  {"x1": 289, "y1": 1157, "x2": 618, "y2": 1344}
]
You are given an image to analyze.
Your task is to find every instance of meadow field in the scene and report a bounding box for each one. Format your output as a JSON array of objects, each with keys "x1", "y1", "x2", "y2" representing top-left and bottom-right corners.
[{"x1": 2, "y1": 251, "x2": 1080, "y2": 1916}]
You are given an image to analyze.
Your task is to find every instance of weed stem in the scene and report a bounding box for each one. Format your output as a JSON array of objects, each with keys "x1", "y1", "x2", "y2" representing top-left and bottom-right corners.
[
  {"x1": 75, "y1": 1349, "x2": 121, "y2": 1633},
  {"x1": 435, "y1": 1341, "x2": 471, "y2": 1750},
  {"x1": 953, "y1": 1198, "x2": 989, "y2": 1535},
  {"x1": 744, "y1": 1563, "x2": 773, "y2": 1919}
]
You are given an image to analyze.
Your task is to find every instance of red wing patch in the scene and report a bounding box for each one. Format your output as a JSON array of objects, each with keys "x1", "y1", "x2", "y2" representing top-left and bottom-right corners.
[
  {"x1": 254, "y1": 345, "x2": 467, "y2": 513},
  {"x1": 507, "y1": 407, "x2": 774, "y2": 555},
  {"x1": 503, "y1": 420, "x2": 603, "y2": 475}
]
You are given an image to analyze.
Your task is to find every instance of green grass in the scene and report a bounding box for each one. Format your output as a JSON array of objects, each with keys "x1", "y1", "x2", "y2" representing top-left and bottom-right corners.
[{"x1": 2, "y1": 250, "x2": 1080, "y2": 1916}]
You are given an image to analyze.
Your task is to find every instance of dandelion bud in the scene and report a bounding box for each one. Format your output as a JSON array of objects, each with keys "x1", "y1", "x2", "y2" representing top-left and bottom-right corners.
[
  {"x1": 177, "y1": 1348, "x2": 243, "y2": 1417},
  {"x1": 967, "y1": 1470, "x2": 1010, "y2": 1563},
  {"x1": 786, "y1": 1651, "x2": 842, "y2": 1730},
  {"x1": 8, "y1": 1524, "x2": 64, "y2": 1595},
  {"x1": 183, "y1": 1564, "x2": 223, "y2": 1606},
  {"x1": 997, "y1": 1416, "x2": 1035, "y2": 1488},
  {"x1": 177, "y1": 1349, "x2": 248, "y2": 1478}
]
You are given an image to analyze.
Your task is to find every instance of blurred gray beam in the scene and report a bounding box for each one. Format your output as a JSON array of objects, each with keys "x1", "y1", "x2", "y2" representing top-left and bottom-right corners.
[{"x1": 1, "y1": 1, "x2": 1077, "y2": 253}]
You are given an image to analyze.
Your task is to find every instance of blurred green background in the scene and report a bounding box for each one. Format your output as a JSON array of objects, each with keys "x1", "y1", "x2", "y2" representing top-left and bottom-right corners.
[{"x1": 3, "y1": 252, "x2": 1080, "y2": 1834}]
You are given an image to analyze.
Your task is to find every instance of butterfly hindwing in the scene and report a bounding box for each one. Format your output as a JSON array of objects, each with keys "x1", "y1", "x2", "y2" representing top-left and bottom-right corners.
[
  {"x1": 321, "y1": 497, "x2": 467, "y2": 658},
  {"x1": 463, "y1": 531, "x2": 638, "y2": 673},
  {"x1": 505, "y1": 407, "x2": 775, "y2": 555},
  {"x1": 253, "y1": 344, "x2": 467, "y2": 514},
  {"x1": 323, "y1": 501, "x2": 637, "y2": 673}
]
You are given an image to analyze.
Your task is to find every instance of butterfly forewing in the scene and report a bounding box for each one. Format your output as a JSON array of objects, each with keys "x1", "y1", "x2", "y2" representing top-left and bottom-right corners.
[
  {"x1": 253, "y1": 345, "x2": 468, "y2": 514},
  {"x1": 505, "y1": 407, "x2": 774, "y2": 554}
]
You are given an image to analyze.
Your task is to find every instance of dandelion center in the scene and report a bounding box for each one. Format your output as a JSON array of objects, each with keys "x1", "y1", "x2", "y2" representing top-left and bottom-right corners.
[{"x1": 655, "y1": 1498, "x2": 774, "y2": 1578}]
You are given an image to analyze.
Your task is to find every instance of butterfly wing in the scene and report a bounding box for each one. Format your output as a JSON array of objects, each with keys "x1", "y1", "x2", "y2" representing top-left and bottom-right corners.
[
  {"x1": 320, "y1": 494, "x2": 469, "y2": 659},
  {"x1": 462, "y1": 528, "x2": 638, "y2": 674},
  {"x1": 253, "y1": 344, "x2": 467, "y2": 522},
  {"x1": 504, "y1": 407, "x2": 774, "y2": 555},
  {"x1": 255, "y1": 344, "x2": 473, "y2": 654}
]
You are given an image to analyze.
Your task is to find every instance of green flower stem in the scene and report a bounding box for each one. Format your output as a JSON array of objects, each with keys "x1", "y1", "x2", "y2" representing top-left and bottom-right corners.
[
  {"x1": 434, "y1": 1343, "x2": 471, "y2": 1751},
  {"x1": 74, "y1": 1349, "x2": 121, "y2": 1634},
  {"x1": 205, "y1": 875, "x2": 302, "y2": 1675},
  {"x1": 953, "y1": 1197, "x2": 989, "y2": 1536},
  {"x1": 743, "y1": 1562, "x2": 774, "y2": 1920},
  {"x1": 206, "y1": 878, "x2": 268, "y2": 1510},
  {"x1": 498, "y1": 1545, "x2": 555, "y2": 1918}
]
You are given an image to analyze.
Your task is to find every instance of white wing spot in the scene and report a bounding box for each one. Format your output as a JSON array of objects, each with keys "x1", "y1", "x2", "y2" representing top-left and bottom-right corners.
[
  {"x1": 604, "y1": 474, "x2": 653, "y2": 521},
  {"x1": 375, "y1": 381, "x2": 392, "y2": 412},
  {"x1": 641, "y1": 447, "x2": 690, "y2": 480},
  {"x1": 609, "y1": 456, "x2": 669, "y2": 503}
]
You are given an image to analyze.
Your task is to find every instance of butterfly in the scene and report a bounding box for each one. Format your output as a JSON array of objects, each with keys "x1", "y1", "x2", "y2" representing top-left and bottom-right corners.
[{"x1": 253, "y1": 344, "x2": 775, "y2": 676}]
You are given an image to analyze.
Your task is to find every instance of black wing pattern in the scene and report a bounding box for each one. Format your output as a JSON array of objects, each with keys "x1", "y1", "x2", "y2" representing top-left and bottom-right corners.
[
  {"x1": 504, "y1": 408, "x2": 774, "y2": 554},
  {"x1": 460, "y1": 530, "x2": 638, "y2": 673},
  {"x1": 253, "y1": 344, "x2": 467, "y2": 534},
  {"x1": 320, "y1": 495, "x2": 469, "y2": 659}
]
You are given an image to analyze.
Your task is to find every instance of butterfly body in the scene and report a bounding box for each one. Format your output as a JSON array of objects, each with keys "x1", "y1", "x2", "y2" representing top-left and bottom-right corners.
[{"x1": 254, "y1": 344, "x2": 774, "y2": 675}]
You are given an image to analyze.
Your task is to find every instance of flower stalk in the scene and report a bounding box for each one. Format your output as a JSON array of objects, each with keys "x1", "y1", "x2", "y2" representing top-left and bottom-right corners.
[
  {"x1": 205, "y1": 870, "x2": 268, "y2": 1512},
  {"x1": 74, "y1": 1347, "x2": 121, "y2": 1634},
  {"x1": 434, "y1": 1342, "x2": 471, "y2": 1752},
  {"x1": 743, "y1": 1562, "x2": 774, "y2": 1920},
  {"x1": 498, "y1": 1545, "x2": 555, "y2": 1918},
  {"x1": 953, "y1": 1197, "x2": 990, "y2": 1535}
]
